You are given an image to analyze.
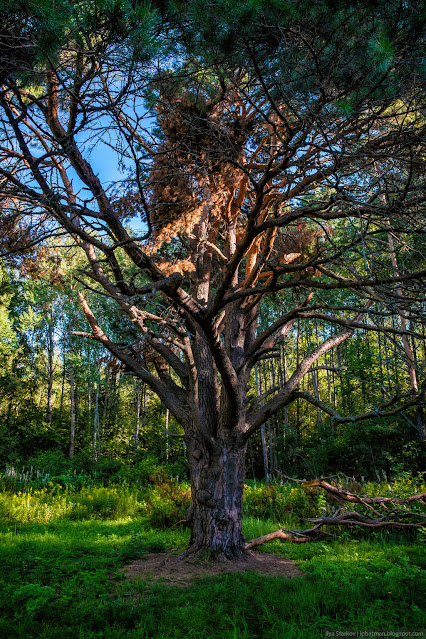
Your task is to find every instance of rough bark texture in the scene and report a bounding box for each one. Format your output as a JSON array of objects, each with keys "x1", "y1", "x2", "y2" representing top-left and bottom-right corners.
[{"x1": 183, "y1": 436, "x2": 247, "y2": 559}]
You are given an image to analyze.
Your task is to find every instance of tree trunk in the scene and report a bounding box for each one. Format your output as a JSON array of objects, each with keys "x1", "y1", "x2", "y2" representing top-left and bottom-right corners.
[
  {"x1": 134, "y1": 378, "x2": 141, "y2": 453},
  {"x1": 69, "y1": 367, "x2": 76, "y2": 458},
  {"x1": 165, "y1": 407, "x2": 170, "y2": 463},
  {"x1": 59, "y1": 352, "x2": 66, "y2": 423},
  {"x1": 387, "y1": 228, "x2": 425, "y2": 439},
  {"x1": 280, "y1": 346, "x2": 289, "y2": 435},
  {"x1": 93, "y1": 379, "x2": 100, "y2": 460},
  {"x1": 183, "y1": 436, "x2": 247, "y2": 559},
  {"x1": 46, "y1": 320, "x2": 54, "y2": 426},
  {"x1": 254, "y1": 363, "x2": 269, "y2": 483}
]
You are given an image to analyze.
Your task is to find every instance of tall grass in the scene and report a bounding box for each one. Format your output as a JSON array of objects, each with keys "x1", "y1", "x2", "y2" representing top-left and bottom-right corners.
[
  {"x1": 0, "y1": 486, "x2": 140, "y2": 523},
  {"x1": 1, "y1": 471, "x2": 425, "y2": 529}
]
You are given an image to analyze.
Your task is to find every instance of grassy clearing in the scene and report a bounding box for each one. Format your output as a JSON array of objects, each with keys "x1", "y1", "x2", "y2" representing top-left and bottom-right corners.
[
  {"x1": 0, "y1": 512, "x2": 425, "y2": 639},
  {"x1": 0, "y1": 477, "x2": 425, "y2": 637}
]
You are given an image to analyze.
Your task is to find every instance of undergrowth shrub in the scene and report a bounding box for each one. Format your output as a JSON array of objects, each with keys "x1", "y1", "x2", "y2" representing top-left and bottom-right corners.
[
  {"x1": 1, "y1": 463, "x2": 92, "y2": 492},
  {"x1": 0, "y1": 485, "x2": 140, "y2": 523},
  {"x1": 119, "y1": 532, "x2": 168, "y2": 561},
  {"x1": 119, "y1": 455, "x2": 160, "y2": 484},
  {"x1": 244, "y1": 473, "x2": 426, "y2": 526},
  {"x1": 362, "y1": 472, "x2": 426, "y2": 499},
  {"x1": 9, "y1": 583, "x2": 58, "y2": 621},
  {"x1": 68, "y1": 486, "x2": 139, "y2": 520},
  {"x1": 243, "y1": 483, "x2": 323, "y2": 524},
  {"x1": 1, "y1": 468, "x2": 424, "y2": 534},
  {"x1": 145, "y1": 472, "x2": 190, "y2": 529},
  {"x1": 0, "y1": 488, "x2": 74, "y2": 523},
  {"x1": 26, "y1": 451, "x2": 72, "y2": 476}
]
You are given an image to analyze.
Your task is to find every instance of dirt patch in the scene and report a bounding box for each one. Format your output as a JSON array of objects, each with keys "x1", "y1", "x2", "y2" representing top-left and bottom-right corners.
[{"x1": 123, "y1": 551, "x2": 304, "y2": 587}]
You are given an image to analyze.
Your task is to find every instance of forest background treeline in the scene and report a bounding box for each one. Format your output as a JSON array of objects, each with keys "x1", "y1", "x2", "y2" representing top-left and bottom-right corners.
[
  {"x1": 1, "y1": 247, "x2": 424, "y2": 481},
  {"x1": 0, "y1": 0, "x2": 426, "y2": 560}
]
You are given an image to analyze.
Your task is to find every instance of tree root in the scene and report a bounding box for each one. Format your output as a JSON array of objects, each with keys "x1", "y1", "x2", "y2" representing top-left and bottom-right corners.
[{"x1": 245, "y1": 475, "x2": 426, "y2": 549}]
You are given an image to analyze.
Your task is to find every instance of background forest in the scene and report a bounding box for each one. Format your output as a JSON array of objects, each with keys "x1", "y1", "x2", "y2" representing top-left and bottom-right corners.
[{"x1": 1, "y1": 245, "x2": 424, "y2": 482}]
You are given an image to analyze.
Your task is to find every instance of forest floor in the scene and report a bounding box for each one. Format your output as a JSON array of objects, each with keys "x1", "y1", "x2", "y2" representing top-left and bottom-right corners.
[
  {"x1": 1, "y1": 480, "x2": 425, "y2": 637},
  {"x1": 123, "y1": 550, "x2": 304, "y2": 587}
]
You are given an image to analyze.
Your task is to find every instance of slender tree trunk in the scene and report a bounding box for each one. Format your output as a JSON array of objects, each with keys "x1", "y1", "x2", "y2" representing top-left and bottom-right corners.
[
  {"x1": 254, "y1": 364, "x2": 269, "y2": 483},
  {"x1": 135, "y1": 378, "x2": 141, "y2": 453},
  {"x1": 296, "y1": 322, "x2": 301, "y2": 439},
  {"x1": 377, "y1": 330, "x2": 386, "y2": 400},
  {"x1": 46, "y1": 320, "x2": 54, "y2": 426},
  {"x1": 280, "y1": 347, "x2": 289, "y2": 436},
  {"x1": 87, "y1": 370, "x2": 92, "y2": 422},
  {"x1": 102, "y1": 367, "x2": 109, "y2": 435},
  {"x1": 93, "y1": 379, "x2": 100, "y2": 460},
  {"x1": 113, "y1": 372, "x2": 121, "y2": 429},
  {"x1": 59, "y1": 352, "x2": 66, "y2": 423},
  {"x1": 387, "y1": 230, "x2": 425, "y2": 439},
  {"x1": 165, "y1": 407, "x2": 170, "y2": 463},
  {"x1": 69, "y1": 367, "x2": 76, "y2": 458},
  {"x1": 268, "y1": 359, "x2": 277, "y2": 475},
  {"x1": 304, "y1": 324, "x2": 322, "y2": 428},
  {"x1": 6, "y1": 394, "x2": 14, "y2": 427},
  {"x1": 336, "y1": 343, "x2": 347, "y2": 411},
  {"x1": 325, "y1": 353, "x2": 334, "y2": 434}
]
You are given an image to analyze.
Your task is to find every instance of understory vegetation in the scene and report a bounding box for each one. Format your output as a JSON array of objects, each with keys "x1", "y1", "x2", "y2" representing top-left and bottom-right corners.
[
  {"x1": 1, "y1": 464, "x2": 425, "y2": 638},
  {"x1": 1, "y1": 0, "x2": 426, "y2": 634}
]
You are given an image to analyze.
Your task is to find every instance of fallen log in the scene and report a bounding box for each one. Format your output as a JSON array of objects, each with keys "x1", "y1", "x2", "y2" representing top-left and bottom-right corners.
[
  {"x1": 280, "y1": 474, "x2": 426, "y2": 507},
  {"x1": 308, "y1": 511, "x2": 426, "y2": 529},
  {"x1": 245, "y1": 525, "x2": 323, "y2": 549},
  {"x1": 244, "y1": 476, "x2": 426, "y2": 549}
]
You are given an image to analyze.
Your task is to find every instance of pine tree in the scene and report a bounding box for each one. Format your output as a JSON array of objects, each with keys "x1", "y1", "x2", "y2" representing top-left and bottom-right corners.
[{"x1": 0, "y1": 0, "x2": 425, "y2": 558}]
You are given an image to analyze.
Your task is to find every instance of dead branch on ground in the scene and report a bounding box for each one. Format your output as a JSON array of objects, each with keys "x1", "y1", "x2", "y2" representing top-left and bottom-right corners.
[{"x1": 244, "y1": 475, "x2": 426, "y2": 549}]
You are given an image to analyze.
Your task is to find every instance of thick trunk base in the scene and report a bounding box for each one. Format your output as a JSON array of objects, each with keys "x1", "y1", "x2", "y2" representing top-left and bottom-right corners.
[
  {"x1": 179, "y1": 545, "x2": 249, "y2": 562},
  {"x1": 184, "y1": 437, "x2": 247, "y2": 560}
]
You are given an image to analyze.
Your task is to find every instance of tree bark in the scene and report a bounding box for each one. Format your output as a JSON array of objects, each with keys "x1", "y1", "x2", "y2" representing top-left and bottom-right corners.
[
  {"x1": 134, "y1": 377, "x2": 141, "y2": 453},
  {"x1": 46, "y1": 319, "x2": 54, "y2": 426},
  {"x1": 183, "y1": 435, "x2": 247, "y2": 559},
  {"x1": 69, "y1": 367, "x2": 76, "y2": 458}
]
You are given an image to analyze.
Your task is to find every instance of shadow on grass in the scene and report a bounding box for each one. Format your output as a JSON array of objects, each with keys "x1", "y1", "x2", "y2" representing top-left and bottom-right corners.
[{"x1": 0, "y1": 518, "x2": 425, "y2": 639}]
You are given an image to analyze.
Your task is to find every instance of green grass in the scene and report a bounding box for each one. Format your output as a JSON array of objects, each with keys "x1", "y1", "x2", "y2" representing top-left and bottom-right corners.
[
  {"x1": 0, "y1": 513, "x2": 425, "y2": 639},
  {"x1": 0, "y1": 485, "x2": 140, "y2": 524}
]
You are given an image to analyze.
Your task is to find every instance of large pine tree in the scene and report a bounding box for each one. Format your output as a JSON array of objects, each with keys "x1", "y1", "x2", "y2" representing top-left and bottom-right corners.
[{"x1": 0, "y1": 0, "x2": 425, "y2": 557}]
